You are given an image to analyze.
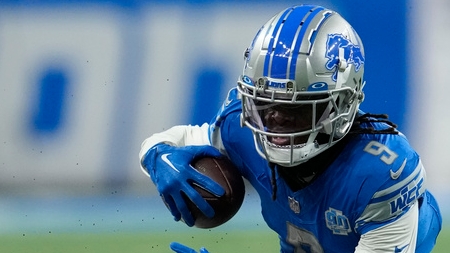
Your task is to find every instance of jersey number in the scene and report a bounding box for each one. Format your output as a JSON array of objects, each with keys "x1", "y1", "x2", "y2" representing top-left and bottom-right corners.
[
  {"x1": 363, "y1": 140, "x2": 398, "y2": 165},
  {"x1": 287, "y1": 222, "x2": 324, "y2": 253}
]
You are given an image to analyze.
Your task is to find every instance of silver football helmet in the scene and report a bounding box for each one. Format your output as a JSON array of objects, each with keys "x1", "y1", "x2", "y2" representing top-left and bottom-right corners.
[{"x1": 238, "y1": 5, "x2": 365, "y2": 167}]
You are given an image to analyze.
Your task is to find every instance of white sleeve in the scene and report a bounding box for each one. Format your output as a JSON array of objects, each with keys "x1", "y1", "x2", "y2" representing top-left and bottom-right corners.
[
  {"x1": 354, "y1": 201, "x2": 418, "y2": 253},
  {"x1": 139, "y1": 123, "x2": 211, "y2": 176}
]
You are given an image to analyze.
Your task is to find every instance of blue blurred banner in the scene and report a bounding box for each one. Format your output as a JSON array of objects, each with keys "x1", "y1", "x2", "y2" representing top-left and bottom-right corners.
[{"x1": 0, "y1": 0, "x2": 416, "y2": 192}]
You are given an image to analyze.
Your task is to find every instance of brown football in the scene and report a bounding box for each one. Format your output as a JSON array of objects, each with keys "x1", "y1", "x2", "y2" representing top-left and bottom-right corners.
[{"x1": 185, "y1": 156, "x2": 245, "y2": 228}]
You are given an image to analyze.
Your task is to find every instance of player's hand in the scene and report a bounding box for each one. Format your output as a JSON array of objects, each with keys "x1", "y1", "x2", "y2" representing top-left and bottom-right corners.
[
  {"x1": 141, "y1": 143, "x2": 225, "y2": 226},
  {"x1": 170, "y1": 242, "x2": 210, "y2": 253}
]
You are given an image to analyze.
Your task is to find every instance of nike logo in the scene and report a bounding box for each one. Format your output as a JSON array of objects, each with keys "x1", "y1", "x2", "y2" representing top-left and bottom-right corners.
[
  {"x1": 394, "y1": 244, "x2": 409, "y2": 253},
  {"x1": 161, "y1": 153, "x2": 180, "y2": 173},
  {"x1": 390, "y1": 158, "x2": 407, "y2": 179}
]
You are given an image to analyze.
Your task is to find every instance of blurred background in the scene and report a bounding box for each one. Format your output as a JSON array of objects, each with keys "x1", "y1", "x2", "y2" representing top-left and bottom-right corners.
[{"x1": 0, "y1": 0, "x2": 448, "y2": 252}]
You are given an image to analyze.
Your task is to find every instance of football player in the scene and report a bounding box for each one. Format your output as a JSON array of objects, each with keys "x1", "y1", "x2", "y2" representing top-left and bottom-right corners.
[{"x1": 140, "y1": 5, "x2": 442, "y2": 253}]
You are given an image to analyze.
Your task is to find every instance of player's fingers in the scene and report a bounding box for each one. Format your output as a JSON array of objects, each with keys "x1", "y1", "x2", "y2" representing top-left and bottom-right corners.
[
  {"x1": 192, "y1": 145, "x2": 222, "y2": 158},
  {"x1": 161, "y1": 194, "x2": 181, "y2": 222},
  {"x1": 183, "y1": 185, "x2": 215, "y2": 218},
  {"x1": 173, "y1": 192, "x2": 195, "y2": 227},
  {"x1": 189, "y1": 166, "x2": 225, "y2": 197},
  {"x1": 199, "y1": 247, "x2": 210, "y2": 253},
  {"x1": 170, "y1": 242, "x2": 197, "y2": 253}
]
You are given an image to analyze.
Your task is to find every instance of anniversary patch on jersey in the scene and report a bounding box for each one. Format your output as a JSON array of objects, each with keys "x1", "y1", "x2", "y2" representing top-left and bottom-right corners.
[{"x1": 325, "y1": 207, "x2": 352, "y2": 235}]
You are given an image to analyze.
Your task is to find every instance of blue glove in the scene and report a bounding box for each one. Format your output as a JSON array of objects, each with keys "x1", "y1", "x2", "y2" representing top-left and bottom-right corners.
[
  {"x1": 141, "y1": 143, "x2": 225, "y2": 226},
  {"x1": 170, "y1": 242, "x2": 210, "y2": 253}
]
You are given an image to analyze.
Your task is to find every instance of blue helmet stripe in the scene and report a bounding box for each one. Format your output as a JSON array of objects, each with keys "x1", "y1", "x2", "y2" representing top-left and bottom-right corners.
[
  {"x1": 268, "y1": 6, "x2": 310, "y2": 79},
  {"x1": 309, "y1": 11, "x2": 332, "y2": 49},
  {"x1": 263, "y1": 7, "x2": 292, "y2": 78},
  {"x1": 289, "y1": 6, "x2": 326, "y2": 80}
]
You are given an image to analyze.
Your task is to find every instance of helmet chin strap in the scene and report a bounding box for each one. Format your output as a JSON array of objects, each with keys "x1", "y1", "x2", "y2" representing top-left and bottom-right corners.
[
  {"x1": 318, "y1": 47, "x2": 351, "y2": 136},
  {"x1": 318, "y1": 102, "x2": 334, "y2": 135},
  {"x1": 332, "y1": 47, "x2": 356, "y2": 137}
]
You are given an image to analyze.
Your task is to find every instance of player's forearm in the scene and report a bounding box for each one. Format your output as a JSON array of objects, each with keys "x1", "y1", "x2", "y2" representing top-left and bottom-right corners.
[
  {"x1": 354, "y1": 202, "x2": 418, "y2": 253},
  {"x1": 139, "y1": 123, "x2": 211, "y2": 165}
]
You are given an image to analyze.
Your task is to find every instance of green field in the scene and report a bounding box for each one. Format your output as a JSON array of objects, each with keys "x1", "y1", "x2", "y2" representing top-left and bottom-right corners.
[{"x1": 0, "y1": 228, "x2": 448, "y2": 253}]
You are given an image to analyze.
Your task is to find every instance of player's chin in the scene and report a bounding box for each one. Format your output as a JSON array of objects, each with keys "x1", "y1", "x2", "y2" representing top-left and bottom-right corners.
[
  {"x1": 268, "y1": 136, "x2": 290, "y2": 146},
  {"x1": 267, "y1": 136, "x2": 308, "y2": 147}
]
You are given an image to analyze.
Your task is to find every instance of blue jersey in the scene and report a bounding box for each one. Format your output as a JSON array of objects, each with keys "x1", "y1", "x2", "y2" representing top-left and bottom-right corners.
[{"x1": 208, "y1": 88, "x2": 441, "y2": 253}]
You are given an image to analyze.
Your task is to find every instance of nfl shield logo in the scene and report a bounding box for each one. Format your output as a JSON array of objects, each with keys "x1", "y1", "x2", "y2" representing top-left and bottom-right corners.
[{"x1": 288, "y1": 196, "x2": 300, "y2": 214}]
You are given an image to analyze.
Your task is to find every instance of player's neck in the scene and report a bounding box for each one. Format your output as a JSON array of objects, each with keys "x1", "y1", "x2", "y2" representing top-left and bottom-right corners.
[{"x1": 277, "y1": 135, "x2": 350, "y2": 192}]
